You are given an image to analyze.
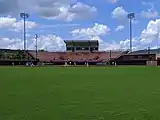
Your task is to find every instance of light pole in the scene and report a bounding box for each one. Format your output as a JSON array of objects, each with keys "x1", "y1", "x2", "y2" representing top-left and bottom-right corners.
[
  {"x1": 157, "y1": 22, "x2": 160, "y2": 49},
  {"x1": 20, "y1": 13, "x2": 29, "y2": 51},
  {"x1": 128, "y1": 13, "x2": 135, "y2": 52},
  {"x1": 35, "y1": 34, "x2": 38, "y2": 61},
  {"x1": 148, "y1": 47, "x2": 150, "y2": 55}
]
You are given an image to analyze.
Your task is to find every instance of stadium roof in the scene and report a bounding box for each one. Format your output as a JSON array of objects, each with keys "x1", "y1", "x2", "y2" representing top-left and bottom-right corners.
[{"x1": 64, "y1": 40, "x2": 99, "y2": 47}]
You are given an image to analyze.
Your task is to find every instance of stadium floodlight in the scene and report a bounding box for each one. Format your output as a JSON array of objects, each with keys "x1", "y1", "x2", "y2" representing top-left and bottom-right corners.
[
  {"x1": 20, "y1": 13, "x2": 29, "y2": 51},
  {"x1": 128, "y1": 13, "x2": 135, "y2": 52},
  {"x1": 35, "y1": 34, "x2": 38, "y2": 61}
]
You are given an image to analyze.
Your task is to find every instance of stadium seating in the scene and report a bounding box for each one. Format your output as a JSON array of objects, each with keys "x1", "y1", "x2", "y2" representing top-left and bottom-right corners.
[
  {"x1": 29, "y1": 51, "x2": 125, "y2": 63},
  {"x1": 0, "y1": 49, "x2": 33, "y2": 61}
]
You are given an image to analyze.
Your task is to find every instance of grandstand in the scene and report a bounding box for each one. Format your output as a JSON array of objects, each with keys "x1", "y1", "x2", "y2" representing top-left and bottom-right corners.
[
  {"x1": 0, "y1": 49, "x2": 35, "y2": 65},
  {"x1": 29, "y1": 40, "x2": 126, "y2": 65}
]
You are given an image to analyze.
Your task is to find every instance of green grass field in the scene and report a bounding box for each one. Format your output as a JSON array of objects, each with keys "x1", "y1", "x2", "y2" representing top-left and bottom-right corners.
[{"x1": 0, "y1": 66, "x2": 160, "y2": 120}]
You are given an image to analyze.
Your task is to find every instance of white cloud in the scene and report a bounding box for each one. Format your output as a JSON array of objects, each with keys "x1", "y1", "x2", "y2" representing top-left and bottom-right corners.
[
  {"x1": 112, "y1": 6, "x2": 128, "y2": 20},
  {"x1": 119, "y1": 38, "x2": 141, "y2": 50},
  {"x1": 107, "y1": 0, "x2": 118, "y2": 4},
  {"x1": 112, "y1": 7, "x2": 139, "y2": 24},
  {"x1": 40, "y1": 23, "x2": 80, "y2": 29},
  {"x1": 119, "y1": 19, "x2": 160, "y2": 50},
  {"x1": 0, "y1": 17, "x2": 16, "y2": 28},
  {"x1": 141, "y1": 9, "x2": 158, "y2": 19},
  {"x1": 141, "y1": 1, "x2": 159, "y2": 19},
  {"x1": 142, "y1": 1, "x2": 154, "y2": 6},
  {"x1": 41, "y1": 2, "x2": 97, "y2": 21},
  {"x1": 29, "y1": 34, "x2": 66, "y2": 51},
  {"x1": 0, "y1": 37, "x2": 23, "y2": 49},
  {"x1": 12, "y1": 20, "x2": 38, "y2": 32},
  {"x1": 86, "y1": 36, "x2": 122, "y2": 51},
  {"x1": 140, "y1": 19, "x2": 160, "y2": 45},
  {"x1": 0, "y1": 34, "x2": 65, "y2": 51},
  {"x1": 72, "y1": 23, "x2": 110, "y2": 38},
  {"x1": 0, "y1": 17, "x2": 38, "y2": 32},
  {"x1": 0, "y1": 0, "x2": 97, "y2": 21},
  {"x1": 115, "y1": 25, "x2": 124, "y2": 31},
  {"x1": 0, "y1": 0, "x2": 76, "y2": 15},
  {"x1": 68, "y1": 2, "x2": 97, "y2": 20}
]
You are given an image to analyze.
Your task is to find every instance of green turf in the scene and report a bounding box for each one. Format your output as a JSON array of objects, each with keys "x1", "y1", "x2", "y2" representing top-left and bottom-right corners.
[{"x1": 0, "y1": 66, "x2": 160, "y2": 120}]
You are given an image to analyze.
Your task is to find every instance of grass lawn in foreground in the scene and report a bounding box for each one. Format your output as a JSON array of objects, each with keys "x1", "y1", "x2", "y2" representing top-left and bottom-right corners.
[{"x1": 0, "y1": 66, "x2": 160, "y2": 120}]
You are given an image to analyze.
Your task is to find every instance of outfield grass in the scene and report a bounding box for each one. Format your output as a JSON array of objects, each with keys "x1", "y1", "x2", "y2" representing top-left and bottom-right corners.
[{"x1": 0, "y1": 66, "x2": 160, "y2": 120}]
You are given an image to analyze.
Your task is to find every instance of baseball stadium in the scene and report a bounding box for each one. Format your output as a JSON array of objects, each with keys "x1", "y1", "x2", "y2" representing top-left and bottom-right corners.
[
  {"x1": 1, "y1": 0, "x2": 160, "y2": 119},
  {"x1": 1, "y1": 38, "x2": 160, "y2": 120}
]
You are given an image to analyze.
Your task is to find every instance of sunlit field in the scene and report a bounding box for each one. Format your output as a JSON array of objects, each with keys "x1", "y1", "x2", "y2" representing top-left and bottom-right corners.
[{"x1": 0, "y1": 66, "x2": 160, "y2": 120}]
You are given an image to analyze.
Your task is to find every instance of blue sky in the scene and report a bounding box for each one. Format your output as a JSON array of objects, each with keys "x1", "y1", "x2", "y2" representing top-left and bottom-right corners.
[{"x1": 0, "y1": 0, "x2": 160, "y2": 51}]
